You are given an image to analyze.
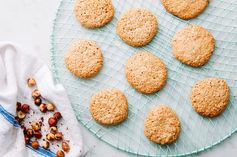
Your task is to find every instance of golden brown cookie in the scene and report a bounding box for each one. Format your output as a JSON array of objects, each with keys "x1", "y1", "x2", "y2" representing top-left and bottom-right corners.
[
  {"x1": 125, "y1": 52, "x2": 167, "y2": 94},
  {"x1": 74, "y1": 0, "x2": 114, "y2": 29},
  {"x1": 191, "y1": 78, "x2": 230, "y2": 117},
  {"x1": 161, "y1": 0, "x2": 209, "y2": 19},
  {"x1": 90, "y1": 89, "x2": 128, "y2": 125},
  {"x1": 64, "y1": 40, "x2": 103, "y2": 78},
  {"x1": 172, "y1": 24, "x2": 215, "y2": 67},
  {"x1": 144, "y1": 105, "x2": 181, "y2": 144},
  {"x1": 116, "y1": 8, "x2": 158, "y2": 47}
]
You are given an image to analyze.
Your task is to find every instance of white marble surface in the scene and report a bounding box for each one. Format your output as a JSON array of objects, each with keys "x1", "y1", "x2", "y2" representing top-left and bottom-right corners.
[{"x1": 0, "y1": 0, "x2": 237, "y2": 156}]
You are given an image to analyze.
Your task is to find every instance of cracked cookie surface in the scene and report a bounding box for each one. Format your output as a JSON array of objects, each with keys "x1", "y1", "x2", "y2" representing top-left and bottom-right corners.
[
  {"x1": 90, "y1": 89, "x2": 128, "y2": 125},
  {"x1": 64, "y1": 40, "x2": 103, "y2": 78},
  {"x1": 191, "y1": 78, "x2": 230, "y2": 117},
  {"x1": 74, "y1": 0, "x2": 114, "y2": 28},
  {"x1": 144, "y1": 105, "x2": 181, "y2": 144},
  {"x1": 125, "y1": 52, "x2": 167, "y2": 94},
  {"x1": 161, "y1": 0, "x2": 209, "y2": 19},
  {"x1": 172, "y1": 24, "x2": 215, "y2": 67},
  {"x1": 116, "y1": 8, "x2": 158, "y2": 47}
]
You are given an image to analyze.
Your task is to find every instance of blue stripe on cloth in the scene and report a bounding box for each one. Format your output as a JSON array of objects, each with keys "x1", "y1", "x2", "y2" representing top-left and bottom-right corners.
[
  {"x1": 26, "y1": 142, "x2": 56, "y2": 157},
  {"x1": 0, "y1": 104, "x2": 20, "y2": 127},
  {"x1": 0, "y1": 104, "x2": 56, "y2": 157}
]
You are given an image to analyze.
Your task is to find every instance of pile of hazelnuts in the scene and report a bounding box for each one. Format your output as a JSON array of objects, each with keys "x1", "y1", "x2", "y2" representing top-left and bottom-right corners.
[{"x1": 14, "y1": 78, "x2": 70, "y2": 157}]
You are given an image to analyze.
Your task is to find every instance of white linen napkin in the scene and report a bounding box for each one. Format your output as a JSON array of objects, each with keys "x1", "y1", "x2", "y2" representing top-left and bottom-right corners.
[{"x1": 0, "y1": 42, "x2": 83, "y2": 157}]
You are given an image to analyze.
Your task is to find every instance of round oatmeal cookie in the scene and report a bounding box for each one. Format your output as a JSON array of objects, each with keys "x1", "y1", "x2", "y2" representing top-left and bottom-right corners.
[
  {"x1": 116, "y1": 8, "x2": 158, "y2": 47},
  {"x1": 191, "y1": 78, "x2": 230, "y2": 117},
  {"x1": 74, "y1": 0, "x2": 114, "y2": 28},
  {"x1": 161, "y1": 0, "x2": 209, "y2": 19},
  {"x1": 64, "y1": 40, "x2": 103, "y2": 78},
  {"x1": 144, "y1": 105, "x2": 181, "y2": 144},
  {"x1": 125, "y1": 52, "x2": 167, "y2": 94},
  {"x1": 172, "y1": 24, "x2": 215, "y2": 67},
  {"x1": 90, "y1": 89, "x2": 128, "y2": 125}
]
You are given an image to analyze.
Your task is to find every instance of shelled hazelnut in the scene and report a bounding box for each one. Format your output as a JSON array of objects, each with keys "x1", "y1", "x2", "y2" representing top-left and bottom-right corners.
[
  {"x1": 25, "y1": 136, "x2": 30, "y2": 144},
  {"x1": 27, "y1": 78, "x2": 36, "y2": 87},
  {"x1": 32, "y1": 140, "x2": 39, "y2": 149},
  {"x1": 42, "y1": 141, "x2": 50, "y2": 149},
  {"x1": 46, "y1": 133, "x2": 55, "y2": 141},
  {"x1": 56, "y1": 150, "x2": 65, "y2": 157},
  {"x1": 34, "y1": 131, "x2": 42, "y2": 139},
  {"x1": 26, "y1": 128, "x2": 34, "y2": 138},
  {"x1": 48, "y1": 117, "x2": 57, "y2": 127},
  {"x1": 50, "y1": 126, "x2": 58, "y2": 134},
  {"x1": 16, "y1": 102, "x2": 21, "y2": 111},
  {"x1": 39, "y1": 103, "x2": 47, "y2": 113},
  {"x1": 53, "y1": 112, "x2": 62, "y2": 120},
  {"x1": 47, "y1": 103, "x2": 55, "y2": 111},
  {"x1": 31, "y1": 122, "x2": 41, "y2": 131},
  {"x1": 34, "y1": 98, "x2": 42, "y2": 106},
  {"x1": 17, "y1": 111, "x2": 26, "y2": 119},
  {"x1": 21, "y1": 104, "x2": 30, "y2": 113},
  {"x1": 62, "y1": 141, "x2": 70, "y2": 152},
  {"x1": 32, "y1": 89, "x2": 41, "y2": 99},
  {"x1": 55, "y1": 132, "x2": 63, "y2": 140}
]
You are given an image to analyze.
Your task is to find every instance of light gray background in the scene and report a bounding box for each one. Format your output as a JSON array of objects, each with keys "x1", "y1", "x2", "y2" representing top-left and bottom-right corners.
[{"x1": 0, "y1": 0, "x2": 236, "y2": 156}]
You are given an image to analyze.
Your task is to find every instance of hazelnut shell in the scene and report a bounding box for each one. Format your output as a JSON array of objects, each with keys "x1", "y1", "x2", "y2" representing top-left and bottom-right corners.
[
  {"x1": 48, "y1": 117, "x2": 57, "y2": 127},
  {"x1": 62, "y1": 141, "x2": 70, "y2": 152},
  {"x1": 31, "y1": 141, "x2": 39, "y2": 149},
  {"x1": 56, "y1": 150, "x2": 65, "y2": 157},
  {"x1": 34, "y1": 131, "x2": 42, "y2": 139},
  {"x1": 53, "y1": 112, "x2": 62, "y2": 120},
  {"x1": 21, "y1": 104, "x2": 30, "y2": 113}
]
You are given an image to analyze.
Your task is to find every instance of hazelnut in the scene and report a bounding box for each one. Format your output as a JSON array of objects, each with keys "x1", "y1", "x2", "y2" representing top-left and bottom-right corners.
[
  {"x1": 46, "y1": 133, "x2": 55, "y2": 141},
  {"x1": 16, "y1": 102, "x2": 21, "y2": 111},
  {"x1": 34, "y1": 98, "x2": 42, "y2": 106},
  {"x1": 32, "y1": 89, "x2": 41, "y2": 99},
  {"x1": 62, "y1": 141, "x2": 70, "y2": 152},
  {"x1": 48, "y1": 117, "x2": 57, "y2": 127},
  {"x1": 50, "y1": 126, "x2": 58, "y2": 134},
  {"x1": 31, "y1": 122, "x2": 41, "y2": 131},
  {"x1": 31, "y1": 140, "x2": 39, "y2": 149},
  {"x1": 25, "y1": 136, "x2": 30, "y2": 144},
  {"x1": 53, "y1": 112, "x2": 62, "y2": 120},
  {"x1": 34, "y1": 131, "x2": 42, "y2": 139},
  {"x1": 23, "y1": 127, "x2": 27, "y2": 135},
  {"x1": 42, "y1": 141, "x2": 50, "y2": 149},
  {"x1": 27, "y1": 78, "x2": 36, "y2": 87},
  {"x1": 17, "y1": 111, "x2": 26, "y2": 119},
  {"x1": 39, "y1": 103, "x2": 47, "y2": 113},
  {"x1": 21, "y1": 104, "x2": 30, "y2": 113},
  {"x1": 55, "y1": 132, "x2": 63, "y2": 140},
  {"x1": 47, "y1": 103, "x2": 55, "y2": 111},
  {"x1": 26, "y1": 128, "x2": 34, "y2": 138},
  {"x1": 15, "y1": 116, "x2": 23, "y2": 123},
  {"x1": 56, "y1": 150, "x2": 65, "y2": 157}
]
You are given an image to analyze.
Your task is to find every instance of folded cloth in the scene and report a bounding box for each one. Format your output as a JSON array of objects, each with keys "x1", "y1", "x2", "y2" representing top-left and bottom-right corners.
[{"x1": 0, "y1": 42, "x2": 83, "y2": 157}]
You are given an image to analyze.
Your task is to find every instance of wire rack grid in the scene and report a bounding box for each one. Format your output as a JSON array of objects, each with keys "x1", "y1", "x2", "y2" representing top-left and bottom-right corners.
[{"x1": 51, "y1": 0, "x2": 237, "y2": 156}]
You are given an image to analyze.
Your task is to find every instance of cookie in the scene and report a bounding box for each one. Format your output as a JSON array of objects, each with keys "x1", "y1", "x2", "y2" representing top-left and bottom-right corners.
[
  {"x1": 125, "y1": 52, "x2": 167, "y2": 94},
  {"x1": 116, "y1": 8, "x2": 158, "y2": 47},
  {"x1": 144, "y1": 105, "x2": 181, "y2": 144},
  {"x1": 161, "y1": 0, "x2": 209, "y2": 19},
  {"x1": 74, "y1": 0, "x2": 114, "y2": 29},
  {"x1": 191, "y1": 78, "x2": 230, "y2": 117},
  {"x1": 172, "y1": 24, "x2": 215, "y2": 67},
  {"x1": 90, "y1": 89, "x2": 128, "y2": 125},
  {"x1": 64, "y1": 40, "x2": 103, "y2": 78}
]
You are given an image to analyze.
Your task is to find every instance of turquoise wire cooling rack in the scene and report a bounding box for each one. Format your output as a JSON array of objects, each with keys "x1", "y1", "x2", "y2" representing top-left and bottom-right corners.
[{"x1": 51, "y1": 0, "x2": 237, "y2": 156}]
